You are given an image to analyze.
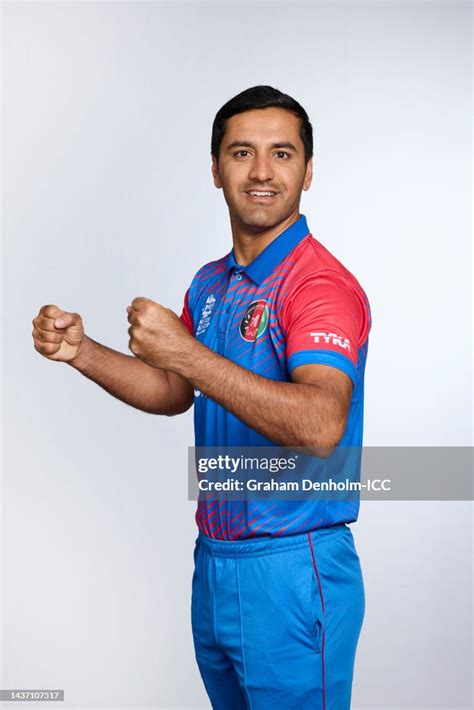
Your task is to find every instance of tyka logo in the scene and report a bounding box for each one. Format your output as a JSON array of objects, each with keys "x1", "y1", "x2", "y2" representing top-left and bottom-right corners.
[
  {"x1": 240, "y1": 300, "x2": 269, "y2": 342},
  {"x1": 196, "y1": 295, "x2": 216, "y2": 336},
  {"x1": 309, "y1": 331, "x2": 351, "y2": 351}
]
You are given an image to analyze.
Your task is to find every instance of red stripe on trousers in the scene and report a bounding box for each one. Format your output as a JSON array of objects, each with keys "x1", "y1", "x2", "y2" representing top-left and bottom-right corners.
[{"x1": 307, "y1": 532, "x2": 326, "y2": 710}]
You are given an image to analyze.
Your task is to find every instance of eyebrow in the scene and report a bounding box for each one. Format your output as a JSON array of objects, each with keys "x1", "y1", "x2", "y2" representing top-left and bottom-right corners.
[{"x1": 225, "y1": 140, "x2": 298, "y2": 153}]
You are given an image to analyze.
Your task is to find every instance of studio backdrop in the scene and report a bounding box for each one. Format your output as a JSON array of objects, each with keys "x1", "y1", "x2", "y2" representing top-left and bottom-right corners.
[{"x1": 2, "y1": 1, "x2": 472, "y2": 709}]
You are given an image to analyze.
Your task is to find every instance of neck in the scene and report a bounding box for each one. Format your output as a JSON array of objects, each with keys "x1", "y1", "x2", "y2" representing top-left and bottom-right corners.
[{"x1": 230, "y1": 209, "x2": 301, "y2": 266}]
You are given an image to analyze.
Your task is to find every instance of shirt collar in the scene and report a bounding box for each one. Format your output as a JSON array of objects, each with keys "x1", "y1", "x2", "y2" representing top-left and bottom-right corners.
[{"x1": 226, "y1": 214, "x2": 310, "y2": 286}]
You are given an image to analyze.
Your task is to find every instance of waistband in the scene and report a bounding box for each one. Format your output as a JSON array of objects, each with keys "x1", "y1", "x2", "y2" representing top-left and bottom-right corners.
[{"x1": 196, "y1": 523, "x2": 350, "y2": 558}]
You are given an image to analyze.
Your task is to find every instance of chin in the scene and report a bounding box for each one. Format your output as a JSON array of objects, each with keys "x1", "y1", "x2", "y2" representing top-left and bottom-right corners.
[{"x1": 238, "y1": 207, "x2": 281, "y2": 230}]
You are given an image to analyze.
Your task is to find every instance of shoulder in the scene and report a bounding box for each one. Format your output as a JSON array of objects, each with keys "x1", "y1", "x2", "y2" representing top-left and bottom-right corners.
[
  {"x1": 187, "y1": 254, "x2": 229, "y2": 304},
  {"x1": 279, "y1": 234, "x2": 372, "y2": 344},
  {"x1": 283, "y1": 234, "x2": 369, "y2": 300},
  {"x1": 190, "y1": 254, "x2": 229, "y2": 283}
]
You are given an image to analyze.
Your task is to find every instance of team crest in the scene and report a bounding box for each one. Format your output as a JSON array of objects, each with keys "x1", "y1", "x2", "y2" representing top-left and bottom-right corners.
[{"x1": 240, "y1": 300, "x2": 269, "y2": 342}]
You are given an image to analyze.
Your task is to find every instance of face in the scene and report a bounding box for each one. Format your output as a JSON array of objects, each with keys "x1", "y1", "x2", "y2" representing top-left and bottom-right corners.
[{"x1": 212, "y1": 107, "x2": 313, "y2": 231}]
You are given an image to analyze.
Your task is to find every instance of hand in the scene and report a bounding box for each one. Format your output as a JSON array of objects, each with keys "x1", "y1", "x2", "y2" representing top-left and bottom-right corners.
[
  {"x1": 127, "y1": 296, "x2": 192, "y2": 369},
  {"x1": 32, "y1": 304, "x2": 85, "y2": 362}
]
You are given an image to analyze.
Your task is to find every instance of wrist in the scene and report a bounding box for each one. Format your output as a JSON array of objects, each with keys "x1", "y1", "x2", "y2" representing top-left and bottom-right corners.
[
  {"x1": 167, "y1": 336, "x2": 208, "y2": 381},
  {"x1": 68, "y1": 335, "x2": 92, "y2": 370}
]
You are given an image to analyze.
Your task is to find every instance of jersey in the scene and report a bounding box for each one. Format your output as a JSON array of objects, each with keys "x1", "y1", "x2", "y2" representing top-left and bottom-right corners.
[{"x1": 180, "y1": 214, "x2": 372, "y2": 540}]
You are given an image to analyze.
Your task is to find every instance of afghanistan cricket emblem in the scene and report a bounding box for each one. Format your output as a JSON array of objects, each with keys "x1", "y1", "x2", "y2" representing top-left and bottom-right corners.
[{"x1": 239, "y1": 300, "x2": 269, "y2": 342}]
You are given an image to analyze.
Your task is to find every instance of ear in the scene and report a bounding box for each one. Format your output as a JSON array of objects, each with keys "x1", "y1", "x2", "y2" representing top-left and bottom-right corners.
[
  {"x1": 303, "y1": 157, "x2": 313, "y2": 191},
  {"x1": 211, "y1": 154, "x2": 222, "y2": 189}
]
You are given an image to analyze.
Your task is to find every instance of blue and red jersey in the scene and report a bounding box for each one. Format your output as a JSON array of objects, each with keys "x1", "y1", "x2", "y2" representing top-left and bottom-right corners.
[{"x1": 180, "y1": 214, "x2": 371, "y2": 540}]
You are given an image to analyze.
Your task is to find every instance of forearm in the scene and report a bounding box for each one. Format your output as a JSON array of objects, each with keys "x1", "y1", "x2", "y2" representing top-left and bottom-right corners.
[
  {"x1": 67, "y1": 335, "x2": 177, "y2": 414},
  {"x1": 170, "y1": 340, "x2": 344, "y2": 449}
]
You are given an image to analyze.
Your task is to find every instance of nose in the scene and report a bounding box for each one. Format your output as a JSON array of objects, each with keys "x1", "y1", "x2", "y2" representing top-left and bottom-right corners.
[{"x1": 248, "y1": 153, "x2": 274, "y2": 183}]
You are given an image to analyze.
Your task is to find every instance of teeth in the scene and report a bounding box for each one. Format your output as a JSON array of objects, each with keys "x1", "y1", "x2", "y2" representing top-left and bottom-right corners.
[{"x1": 249, "y1": 191, "x2": 275, "y2": 196}]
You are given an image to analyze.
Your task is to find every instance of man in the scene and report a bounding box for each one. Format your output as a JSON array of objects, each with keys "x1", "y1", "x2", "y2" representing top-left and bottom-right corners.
[{"x1": 32, "y1": 85, "x2": 371, "y2": 709}]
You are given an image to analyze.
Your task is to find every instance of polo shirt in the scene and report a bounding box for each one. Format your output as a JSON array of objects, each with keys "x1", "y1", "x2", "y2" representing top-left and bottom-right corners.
[{"x1": 180, "y1": 214, "x2": 371, "y2": 540}]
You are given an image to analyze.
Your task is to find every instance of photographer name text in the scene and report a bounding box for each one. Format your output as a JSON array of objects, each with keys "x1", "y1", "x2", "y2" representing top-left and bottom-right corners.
[{"x1": 198, "y1": 478, "x2": 391, "y2": 492}]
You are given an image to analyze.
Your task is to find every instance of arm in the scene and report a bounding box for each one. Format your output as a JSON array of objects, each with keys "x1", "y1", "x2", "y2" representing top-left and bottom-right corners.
[
  {"x1": 171, "y1": 343, "x2": 352, "y2": 450},
  {"x1": 127, "y1": 298, "x2": 352, "y2": 449},
  {"x1": 69, "y1": 335, "x2": 193, "y2": 416},
  {"x1": 127, "y1": 268, "x2": 368, "y2": 447},
  {"x1": 32, "y1": 304, "x2": 193, "y2": 416}
]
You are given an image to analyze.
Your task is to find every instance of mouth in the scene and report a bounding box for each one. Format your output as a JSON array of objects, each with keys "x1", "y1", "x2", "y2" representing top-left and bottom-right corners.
[{"x1": 245, "y1": 190, "x2": 278, "y2": 203}]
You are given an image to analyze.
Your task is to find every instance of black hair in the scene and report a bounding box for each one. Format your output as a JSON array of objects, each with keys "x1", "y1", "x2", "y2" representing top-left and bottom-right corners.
[{"x1": 211, "y1": 85, "x2": 313, "y2": 165}]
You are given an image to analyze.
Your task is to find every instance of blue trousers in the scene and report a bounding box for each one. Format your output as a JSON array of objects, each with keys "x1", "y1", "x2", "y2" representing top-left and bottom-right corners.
[{"x1": 191, "y1": 523, "x2": 365, "y2": 709}]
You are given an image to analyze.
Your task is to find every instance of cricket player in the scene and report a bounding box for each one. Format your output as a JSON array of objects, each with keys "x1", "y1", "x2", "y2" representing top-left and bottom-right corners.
[{"x1": 32, "y1": 85, "x2": 371, "y2": 709}]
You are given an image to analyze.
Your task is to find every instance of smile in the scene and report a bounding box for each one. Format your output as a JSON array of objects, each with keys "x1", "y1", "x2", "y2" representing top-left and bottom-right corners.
[{"x1": 245, "y1": 191, "x2": 278, "y2": 201}]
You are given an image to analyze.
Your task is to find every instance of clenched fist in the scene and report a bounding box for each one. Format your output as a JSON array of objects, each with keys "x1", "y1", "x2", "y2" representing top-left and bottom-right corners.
[
  {"x1": 127, "y1": 296, "x2": 193, "y2": 370},
  {"x1": 32, "y1": 304, "x2": 84, "y2": 362}
]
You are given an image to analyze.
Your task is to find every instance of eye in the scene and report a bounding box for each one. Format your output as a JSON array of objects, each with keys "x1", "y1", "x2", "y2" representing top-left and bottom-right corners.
[
  {"x1": 275, "y1": 151, "x2": 290, "y2": 159},
  {"x1": 234, "y1": 150, "x2": 250, "y2": 158}
]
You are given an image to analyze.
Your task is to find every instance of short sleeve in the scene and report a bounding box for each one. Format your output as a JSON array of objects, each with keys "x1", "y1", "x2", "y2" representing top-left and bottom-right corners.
[
  {"x1": 280, "y1": 272, "x2": 369, "y2": 385},
  {"x1": 179, "y1": 288, "x2": 194, "y2": 335}
]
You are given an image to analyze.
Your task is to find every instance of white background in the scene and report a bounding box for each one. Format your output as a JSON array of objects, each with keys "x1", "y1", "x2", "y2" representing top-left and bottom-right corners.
[{"x1": 2, "y1": 1, "x2": 472, "y2": 708}]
